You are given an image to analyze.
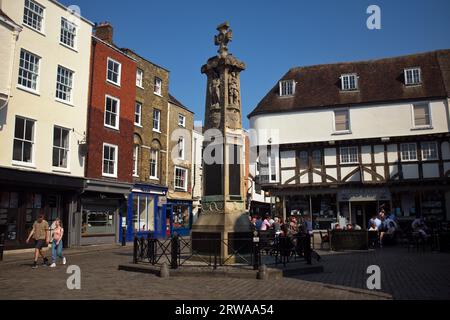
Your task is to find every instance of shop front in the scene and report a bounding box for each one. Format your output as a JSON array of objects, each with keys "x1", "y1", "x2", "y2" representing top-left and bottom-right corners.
[
  {"x1": 0, "y1": 167, "x2": 83, "y2": 250},
  {"x1": 123, "y1": 184, "x2": 168, "y2": 241},
  {"x1": 78, "y1": 179, "x2": 132, "y2": 246}
]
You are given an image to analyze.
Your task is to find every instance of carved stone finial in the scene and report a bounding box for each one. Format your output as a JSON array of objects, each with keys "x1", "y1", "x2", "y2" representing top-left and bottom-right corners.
[{"x1": 214, "y1": 22, "x2": 233, "y2": 57}]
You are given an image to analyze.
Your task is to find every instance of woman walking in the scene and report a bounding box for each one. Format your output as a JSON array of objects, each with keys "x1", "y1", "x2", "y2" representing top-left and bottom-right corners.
[{"x1": 50, "y1": 218, "x2": 66, "y2": 268}]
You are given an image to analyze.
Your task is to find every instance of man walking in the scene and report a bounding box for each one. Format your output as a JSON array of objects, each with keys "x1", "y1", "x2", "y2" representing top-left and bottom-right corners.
[{"x1": 26, "y1": 213, "x2": 49, "y2": 269}]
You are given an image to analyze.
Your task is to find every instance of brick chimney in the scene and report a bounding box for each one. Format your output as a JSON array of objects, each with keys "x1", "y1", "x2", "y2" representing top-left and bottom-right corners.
[{"x1": 94, "y1": 22, "x2": 113, "y2": 44}]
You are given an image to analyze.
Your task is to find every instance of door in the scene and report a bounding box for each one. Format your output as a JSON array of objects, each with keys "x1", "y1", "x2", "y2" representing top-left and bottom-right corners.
[
  {"x1": 154, "y1": 205, "x2": 166, "y2": 239},
  {"x1": 165, "y1": 205, "x2": 173, "y2": 238}
]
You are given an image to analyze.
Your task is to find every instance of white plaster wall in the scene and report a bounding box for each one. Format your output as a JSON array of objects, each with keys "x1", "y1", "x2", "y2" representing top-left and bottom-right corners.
[
  {"x1": 0, "y1": 0, "x2": 93, "y2": 177},
  {"x1": 389, "y1": 165, "x2": 398, "y2": 179},
  {"x1": 324, "y1": 148, "x2": 336, "y2": 165},
  {"x1": 374, "y1": 145, "x2": 384, "y2": 163},
  {"x1": 361, "y1": 146, "x2": 371, "y2": 164},
  {"x1": 250, "y1": 100, "x2": 450, "y2": 146},
  {"x1": 281, "y1": 169, "x2": 295, "y2": 184},
  {"x1": 192, "y1": 130, "x2": 204, "y2": 199},
  {"x1": 387, "y1": 144, "x2": 398, "y2": 163},
  {"x1": 326, "y1": 168, "x2": 337, "y2": 181}
]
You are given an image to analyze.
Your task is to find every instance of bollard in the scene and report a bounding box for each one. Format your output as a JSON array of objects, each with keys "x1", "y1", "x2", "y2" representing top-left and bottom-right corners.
[
  {"x1": 160, "y1": 262, "x2": 170, "y2": 278},
  {"x1": 171, "y1": 233, "x2": 179, "y2": 269},
  {"x1": 133, "y1": 236, "x2": 138, "y2": 264},
  {"x1": 257, "y1": 264, "x2": 268, "y2": 280},
  {"x1": 148, "y1": 235, "x2": 156, "y2": 265},
  {"x1": 121, "y1": 227, "x2": 126, "y2": 247},
  {"x1": 0, "y1": 232, "x2": 5, "y2": 262},
  {"x1": 253, "y1": 242, "x2": 260, "y2": 270}
]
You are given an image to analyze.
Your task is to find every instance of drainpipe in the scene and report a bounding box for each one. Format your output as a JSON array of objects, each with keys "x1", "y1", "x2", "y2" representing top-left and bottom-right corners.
[
  {"x1": 0, "y1": 29, "x2": 20, "y2": 111},
  {"x1": 166, "y1": 102, "x2": 170, "y2": 188}
]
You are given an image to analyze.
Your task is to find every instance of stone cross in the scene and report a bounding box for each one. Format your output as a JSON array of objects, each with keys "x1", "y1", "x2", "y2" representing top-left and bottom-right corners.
[{"x1": 214, "y1": 22, "x2": 233, "y2": 57}]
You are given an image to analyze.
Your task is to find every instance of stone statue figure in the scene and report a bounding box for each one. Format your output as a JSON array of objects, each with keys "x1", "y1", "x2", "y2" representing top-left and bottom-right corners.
[
  {"x1": 209, "y1": 76, "x2": 221, "y2": 108},
  {"x1": 228, "y1": 72, "x2": 240, "y2": 106}
]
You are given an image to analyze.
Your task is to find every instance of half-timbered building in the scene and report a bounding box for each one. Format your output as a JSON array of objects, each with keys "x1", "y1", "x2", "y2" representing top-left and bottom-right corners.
[{"x1": 249, "y1": 49, "x2": 450, "y2": 230}]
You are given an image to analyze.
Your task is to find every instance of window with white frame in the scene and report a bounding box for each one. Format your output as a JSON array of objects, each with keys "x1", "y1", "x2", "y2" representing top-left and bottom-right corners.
[
  {"x1": 334, "y1": 109, "x2": 350, "y2": 132},
  {"x1": 133, "y1": 145, "x2": 139, "y2": 176},
  {"x1": 136, "y1": 69, "x2": 144, "y2": 88},
  {"x1": 52, "y1": 126, "x2": 70, "y2": 168},
  {"x1": 279, "y1": 80, "x2": 295, "y2": 96},
  {"x1": 178, "y1": 137, "x2": 185, "y2": 160},
  {"x1": 150, "y1": 149, "x2": 158, "y2": 179},
  {"x1": 13, "y1": 116, "x2": 35, "y2": 164},
  {"x1": 340, "y1": 74, "x2": 358, "y2": 91},
  {"x1": 107, "y1": 58, "x2": 121, "y2": 85},
  {"x1": 174, "y1": 167, "x2": 188, "y2": 191},
  {"x1": 413, "y1": 103, "x2": 431, "y2": 127},
  {"x1": 23, "y1": 0, "x2": 44, "y2": 32},
  {"x1": 405, "y1": 68, "x2": 422, "y2": 86},
  {"x1": 104, "y1": 96, "x2": 120, "y2": 129},
  {"x1": 102, "y1": 144, "x2": 118, "y2": 177},
  {"x1": 18, "y1": 49, "x2": 40, "y2": 91},
  {"x1": 400, "y1": 143, "x2": 417, "y2": 161},
  {"x1": 56, "y1": 66, "x2": 74, "y2": 103},
  {"x1": 135, "y1": 102, "x2": 142, "y2": 126},
  {"x1": 154, "y1": 77, "x2": 162, "y2": 95},
  {"x1": 340, "y1": 147, "x2": 358, "y2": 164},
  {"x1": 421, "y1": 142, "x2": 438, "y2": 161},
  {"x1": 153, "y1": 109, "x2": 161, "y2": 131},
  {"x1": 178, "y1": 114, "x2": 186, "y2": 127},
  {"x1": 60, "y1": 17, "x2": 77, "y2": 48}
]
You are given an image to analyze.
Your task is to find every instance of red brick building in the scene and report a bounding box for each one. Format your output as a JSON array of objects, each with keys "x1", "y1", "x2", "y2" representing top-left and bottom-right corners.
[{"x1": 78, "y1": 23, "x2": 137, "y2": 246}]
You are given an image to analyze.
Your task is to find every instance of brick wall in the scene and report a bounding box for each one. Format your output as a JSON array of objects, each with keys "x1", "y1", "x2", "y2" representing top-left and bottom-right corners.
[
  {"x1": 85, "y1": 38, "x2": 136, "y2": 183},
  {"x1": 123, "y1": 49, "x2": 170, "y2": 186}
]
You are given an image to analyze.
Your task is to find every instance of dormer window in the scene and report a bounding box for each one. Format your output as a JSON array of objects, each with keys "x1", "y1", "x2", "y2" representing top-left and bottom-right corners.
[
  {"x1": 340, "y1": 74, "x2": 358, "y2": 91},
  {"x1": 404, "y1": 68, "x2": 421, "y2": 86},
  {"x1": 279, "y1": 80, "x2": 295, "y2": 96}
]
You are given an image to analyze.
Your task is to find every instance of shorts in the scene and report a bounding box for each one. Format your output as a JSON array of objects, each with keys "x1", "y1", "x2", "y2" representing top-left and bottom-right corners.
[{"x1": 34, "y1": 239, "x2": 46, "y2": 250}]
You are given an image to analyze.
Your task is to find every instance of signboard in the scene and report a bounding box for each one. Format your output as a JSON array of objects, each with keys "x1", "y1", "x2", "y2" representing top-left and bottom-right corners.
[
  {"x1": 338, "y1": 188, "x2": 391, "y2": 202},
  {"x1": 158, "y1": 196, "x2": 167, "y2": 207},
  {"x1": 121, "y1": 217, "x2": 126, "y2": 228}
]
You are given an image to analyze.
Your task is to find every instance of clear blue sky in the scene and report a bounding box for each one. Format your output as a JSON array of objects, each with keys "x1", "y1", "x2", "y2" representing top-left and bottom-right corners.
[{"x1": 60, "y1": 0, "x2": 450, "y2": 128}]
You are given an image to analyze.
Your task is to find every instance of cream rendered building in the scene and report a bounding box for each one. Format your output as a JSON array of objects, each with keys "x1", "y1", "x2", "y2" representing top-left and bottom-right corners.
[{"x1": 0, "y1": 0, "x2": 93, "y2": 250}]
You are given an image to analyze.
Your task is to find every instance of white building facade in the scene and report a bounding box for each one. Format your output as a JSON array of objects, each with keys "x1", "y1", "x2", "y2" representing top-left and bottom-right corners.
[
  {"x1": 249, "y1": 50, "x2": 450, "y2": 230},
  {"x1": 0, "y1": 0, "x2": 93, "y2": 249},
  {"x1": 191, "y1": 127, "x2": 203, "y2": 222}
]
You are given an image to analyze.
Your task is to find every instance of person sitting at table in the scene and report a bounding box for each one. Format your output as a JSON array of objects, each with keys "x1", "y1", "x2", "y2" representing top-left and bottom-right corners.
[
  {"x1": 346, "y1": 224, "x2": 353, "y2": 231},
  {"x1": 412, "y1": 215, "x2": 431, "y2": 241},
  {"x1": 368, "y1": 213, "x2": 382, "y2": 231},
  {"x1": 369, "y1": 222, "x2": 378, "y2": 232},
  {"x1": 334, "y1": 223, "x2": 342, "y2": 231}
]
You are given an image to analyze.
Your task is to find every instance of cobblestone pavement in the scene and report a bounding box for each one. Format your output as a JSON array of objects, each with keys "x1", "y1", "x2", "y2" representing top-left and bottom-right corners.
[
  {"x1": 1, "y1": 245, "x2": 449, "y2": 300},
  {"x1": 0, "y1": 246, "x2": 389, "y2": 300},
  {"x1": 295, "y1": 247, "x2": 450, "y2": 300}
]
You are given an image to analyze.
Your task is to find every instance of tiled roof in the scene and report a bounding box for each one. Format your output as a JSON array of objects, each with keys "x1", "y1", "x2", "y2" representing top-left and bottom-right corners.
[
  {"x1": 169, "y1": 94, "x2": 194, "y2": 114},
  {"x1": 249, "y1": 49, "x2": 450, "y2": 118}
]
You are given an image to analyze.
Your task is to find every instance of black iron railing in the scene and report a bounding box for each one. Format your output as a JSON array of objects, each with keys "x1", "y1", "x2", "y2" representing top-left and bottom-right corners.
[{"x1": 132, "y1": 231, "x2": 317, "y2": 269}]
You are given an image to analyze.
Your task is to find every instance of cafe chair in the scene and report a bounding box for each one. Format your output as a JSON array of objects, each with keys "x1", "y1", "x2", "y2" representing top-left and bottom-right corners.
[{"x1": 319, "y1": 230, "x2": 330, "y2": 250}]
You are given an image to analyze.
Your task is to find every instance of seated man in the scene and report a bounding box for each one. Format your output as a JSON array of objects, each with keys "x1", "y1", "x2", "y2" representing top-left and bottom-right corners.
[{"x1": 412, "y1": 216, "x2": 431, "y2": 241}]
